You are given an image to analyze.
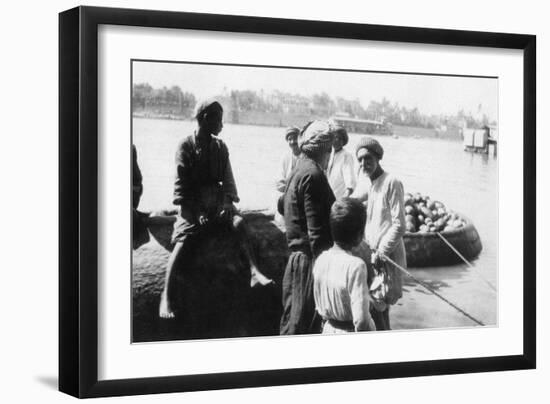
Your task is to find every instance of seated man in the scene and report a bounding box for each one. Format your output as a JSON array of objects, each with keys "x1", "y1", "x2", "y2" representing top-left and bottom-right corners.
[
  {"x1": 159, "y1": 100, "x2": 272, "y2": 319},
  {"x1": 313, "y1": 197, "x2": 376, "y2": 333}
]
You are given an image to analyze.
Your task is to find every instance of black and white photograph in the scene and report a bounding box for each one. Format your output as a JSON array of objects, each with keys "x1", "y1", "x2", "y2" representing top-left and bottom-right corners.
[
  {"x1": 2, "y1": 0, "x2": 547, "y2": 401},
  {"x1": 131, "y1": 60, "x2": 498, "y2": 343}
]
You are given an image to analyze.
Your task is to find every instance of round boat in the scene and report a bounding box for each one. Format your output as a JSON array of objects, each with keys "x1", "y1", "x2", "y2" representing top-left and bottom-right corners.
[{"x1": 403, "y1": 214, "x2": 482, "y2": 267}]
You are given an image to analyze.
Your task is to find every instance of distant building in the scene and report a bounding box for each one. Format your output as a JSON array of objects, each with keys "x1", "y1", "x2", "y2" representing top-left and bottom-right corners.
[{"x1": 330, "y1": 116, "x2": 393, "y2": 135}]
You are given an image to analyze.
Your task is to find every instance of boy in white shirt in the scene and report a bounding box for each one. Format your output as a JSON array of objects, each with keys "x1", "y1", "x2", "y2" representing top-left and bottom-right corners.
[{"x1": 313, "y1": 198, "x2": 376, "y2": 333}]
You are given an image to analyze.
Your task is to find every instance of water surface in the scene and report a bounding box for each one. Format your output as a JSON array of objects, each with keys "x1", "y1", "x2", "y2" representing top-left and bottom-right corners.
[{"x1": 133, "y1": 118, "x2": 498, "y2": 329}]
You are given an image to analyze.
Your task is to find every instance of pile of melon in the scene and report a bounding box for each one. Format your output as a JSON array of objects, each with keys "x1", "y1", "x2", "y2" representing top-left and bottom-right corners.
[{"x1": 404, "y1": 193, "x2": 466, "y2": 234}]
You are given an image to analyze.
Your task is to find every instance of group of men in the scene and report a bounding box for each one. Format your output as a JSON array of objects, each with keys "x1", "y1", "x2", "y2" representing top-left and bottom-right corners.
[
  {"x1": 276, "y1": 119, "x2": 406, "y2": 334},
  {"x1": 133, "y1": 99, "x2": 407, "y2": 335},
  {"x1": 277, "y1": 124, "x2": 356, "y2": 201}
]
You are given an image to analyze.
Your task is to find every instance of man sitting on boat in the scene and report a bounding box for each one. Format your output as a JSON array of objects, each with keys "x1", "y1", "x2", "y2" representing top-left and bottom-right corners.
[{"x1": 159, "y1": 100, "x2": 272, "y2": 320}]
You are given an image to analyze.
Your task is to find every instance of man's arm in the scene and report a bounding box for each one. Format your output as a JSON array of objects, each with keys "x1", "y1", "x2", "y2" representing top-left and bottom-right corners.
[
  {"x1": 377, "y1": 178, "x2": 406, "y2": 257},
  {"x1": 302, "y1": 173, "x2": 334, "y2": 259},
  {"x1": 276, "y1": 154, "x2": 290, "y2": 193},
  {"x1": 342, "y1": 152, "x2": 357, "y2": 197},
  {"x1": 221, "y1": 143, "x2": 240, "y2": 205},
  {"x1": 173, "y1": 140, "x2": 195, "y2": 206}
]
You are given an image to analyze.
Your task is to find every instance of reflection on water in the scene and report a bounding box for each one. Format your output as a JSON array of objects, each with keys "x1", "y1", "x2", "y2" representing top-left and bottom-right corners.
[{"x1": 133, "y1": 118, "x2": 498, "y2": 329}]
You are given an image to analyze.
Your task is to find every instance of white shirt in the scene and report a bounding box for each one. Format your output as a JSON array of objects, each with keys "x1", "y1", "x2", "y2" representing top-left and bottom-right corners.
[
  {"x1": 327, "y1": 148, "x2": 356, "y2": 200},
  {"x1": 276, "y1": 152, "x2": 299, "y2": 193},
  {"x1": 313, "y1": 245, "x2": 375, "y2": 331}
]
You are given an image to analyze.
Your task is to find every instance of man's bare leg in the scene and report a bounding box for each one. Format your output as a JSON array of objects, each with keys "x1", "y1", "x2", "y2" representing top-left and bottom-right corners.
[
  {"x1": 250, "y1": 263, "x2": 274, "y2": 288},
  {"x1": 232, "y1": 215, "x2": 273, "y2": 287},
  {"x1": 159, "y1": 242, "x2": 185, "y2": 319}
]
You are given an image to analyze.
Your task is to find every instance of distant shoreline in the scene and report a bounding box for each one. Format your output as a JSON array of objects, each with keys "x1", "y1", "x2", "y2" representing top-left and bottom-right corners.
[{"x1": 132, "y1": 113, "x2": 463, "y2": 141}]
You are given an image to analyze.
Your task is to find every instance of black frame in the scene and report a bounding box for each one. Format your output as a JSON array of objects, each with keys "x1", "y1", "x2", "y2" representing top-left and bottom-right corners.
[{"x1": 59, "y1": 6, "x2": 536, "y2": 398}]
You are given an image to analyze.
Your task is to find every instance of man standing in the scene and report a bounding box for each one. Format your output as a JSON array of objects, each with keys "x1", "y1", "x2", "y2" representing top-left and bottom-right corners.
[
  {"x1": 278, "y1": 120, "x2": 335, "y2": 335},
  {"x1": 275, "y1": 126, "x2": 301, "y2": 193},
  {"x1": 351, "y1": 137, "x2": 406, "y2": 330},
  {"x1": 326, "y1": 125, "x2": 356, "y2": 200}
]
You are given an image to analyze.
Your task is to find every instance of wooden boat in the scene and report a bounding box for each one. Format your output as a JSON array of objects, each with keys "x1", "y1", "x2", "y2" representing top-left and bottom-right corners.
[
  {"x1": 133, "y1": 209, "x2": 287, "y2": 342},
  {"x1": 141, "y1": 209, "x2": 482, "y2": 268},
  {"x1": 403, "y1": 215, "x2": 482, "y2": 267}
]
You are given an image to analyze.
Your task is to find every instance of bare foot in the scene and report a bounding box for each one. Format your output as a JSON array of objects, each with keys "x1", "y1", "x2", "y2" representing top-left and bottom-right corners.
[
  {"x1": 250, "y1": 268, "x2": 274, "y2": 288},
  {"x1": 159, "y1": 292, "x2": 175, "y2": 319}
]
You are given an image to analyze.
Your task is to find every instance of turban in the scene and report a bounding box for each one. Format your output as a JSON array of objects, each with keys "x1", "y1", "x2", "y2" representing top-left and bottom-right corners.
[
  {"x1": 194, "y1": 100, "x2": 223, "y2": 122},
  {"x1": 285, "y1": 126, "x2": 300, "y2": 140},
  {"x1": 355, "y1": 136, "x2": 384, "y2": 160},
  {"x1": 298, "y1": 120, "x2": 334, "y2": 156}
]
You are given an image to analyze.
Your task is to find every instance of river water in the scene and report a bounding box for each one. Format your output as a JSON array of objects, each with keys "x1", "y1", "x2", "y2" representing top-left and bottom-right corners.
[{"x1": 133, "y1": 118, "x2": 498, "y2": 329}]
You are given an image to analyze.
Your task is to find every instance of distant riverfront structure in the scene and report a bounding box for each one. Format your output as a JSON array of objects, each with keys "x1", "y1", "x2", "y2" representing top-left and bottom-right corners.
[
  {"x1": 463, "y1": 125, "x2": 498, "y2": 156},
  {"x1": 131, "y1": 83, "x2": 495, "y2": 141},
  {"x1": 329, "y1": 115, "x2": 393, "y2": 136}
]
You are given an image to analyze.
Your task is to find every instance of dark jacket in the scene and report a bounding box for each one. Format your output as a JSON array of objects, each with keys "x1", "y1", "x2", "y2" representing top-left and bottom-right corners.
[
  {"x1": 173, "y1": 133, "x2": 239, "y2": 212},
  {"x1": 282, "y1": 157, "x2": 335, "y2": 259}
]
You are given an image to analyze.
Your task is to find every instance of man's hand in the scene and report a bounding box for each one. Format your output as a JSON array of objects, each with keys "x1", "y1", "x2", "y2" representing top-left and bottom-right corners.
[
  {"x1": 371, "y1": 250, "x2": 385, "y2": 269},
  {"x1": 219, "y1": 202, "x2": 235, "y2": 220},
  {"x1": 198, "y1": 211, "x2": 208, "y2": 226}
]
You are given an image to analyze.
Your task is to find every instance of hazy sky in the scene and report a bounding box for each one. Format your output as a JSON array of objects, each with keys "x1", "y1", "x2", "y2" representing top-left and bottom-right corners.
[{"x1": 133, "y1": 61, "x2": 498, "y2": 121}]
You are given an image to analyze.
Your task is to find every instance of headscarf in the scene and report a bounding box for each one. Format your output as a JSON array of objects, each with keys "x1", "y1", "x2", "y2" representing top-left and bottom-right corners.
[
  {"x1": 194, "y1": 100, "x2": 223, "y2": 122},
  {"x1": 355, "y1": 136, "x2": 384, "y2": 160},
  {"x1": 285, "y1": 126, "x2": 300, "y2": 140},
  {"x1": 298, "y1": 120, "x2": 334, "y2": 156}
]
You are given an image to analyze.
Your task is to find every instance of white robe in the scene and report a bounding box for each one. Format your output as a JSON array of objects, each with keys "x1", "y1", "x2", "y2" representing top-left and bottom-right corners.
[
  {"x1": 327, "y1": 148, "x2": 356, "y2": 200},
  {"x1": 275, "y1": 152, "x2": 298, "y2": 193},
  {"x1": 352, "y1": 170, "x2": 406, "y2": 304}
]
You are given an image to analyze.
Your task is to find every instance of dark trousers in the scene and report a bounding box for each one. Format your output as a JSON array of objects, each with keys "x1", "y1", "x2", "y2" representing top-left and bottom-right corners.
[
  {"x1": 370, "y1": 306, "x2": 391, "y2": 331},
  {"x1": 280, "y1": 251, "x2": 322, "y2": 335}
]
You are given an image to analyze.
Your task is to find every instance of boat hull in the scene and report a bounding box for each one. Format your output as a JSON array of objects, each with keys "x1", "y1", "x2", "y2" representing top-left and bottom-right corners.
[
  {"x1": 140, "y1": 210, "x2": 483, "y2": 269},
  {"x1": 403, "y1": 215, "x2": 482, "y2": 267}
]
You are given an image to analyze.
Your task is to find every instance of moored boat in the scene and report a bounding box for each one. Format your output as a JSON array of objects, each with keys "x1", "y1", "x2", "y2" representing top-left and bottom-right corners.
[{"x1": 403, "y1": 214, "x2": 482, "y2": 267}]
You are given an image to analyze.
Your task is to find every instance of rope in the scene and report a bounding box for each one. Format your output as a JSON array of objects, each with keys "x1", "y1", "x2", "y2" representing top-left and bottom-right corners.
[
  {"x1": 436, "y1": 232, "x2": 497, "y2": 293},
  {"x1": 380, "y1": 253, "x2": 486, "y2": 326}
]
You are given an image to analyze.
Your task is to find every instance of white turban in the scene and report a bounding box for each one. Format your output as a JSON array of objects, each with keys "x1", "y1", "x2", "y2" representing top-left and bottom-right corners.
[{"x1": 298, "y1": 120, "x2": 334, "y2": 156}]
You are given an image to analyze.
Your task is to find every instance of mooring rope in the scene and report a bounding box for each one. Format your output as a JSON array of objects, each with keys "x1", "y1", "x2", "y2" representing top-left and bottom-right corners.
[
  {"x1": 380, "y1": 253, "x2": 486, "y2": 326},
  {"x1": 436, "y1": 232, "x2": 497, "y2": 293}
]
